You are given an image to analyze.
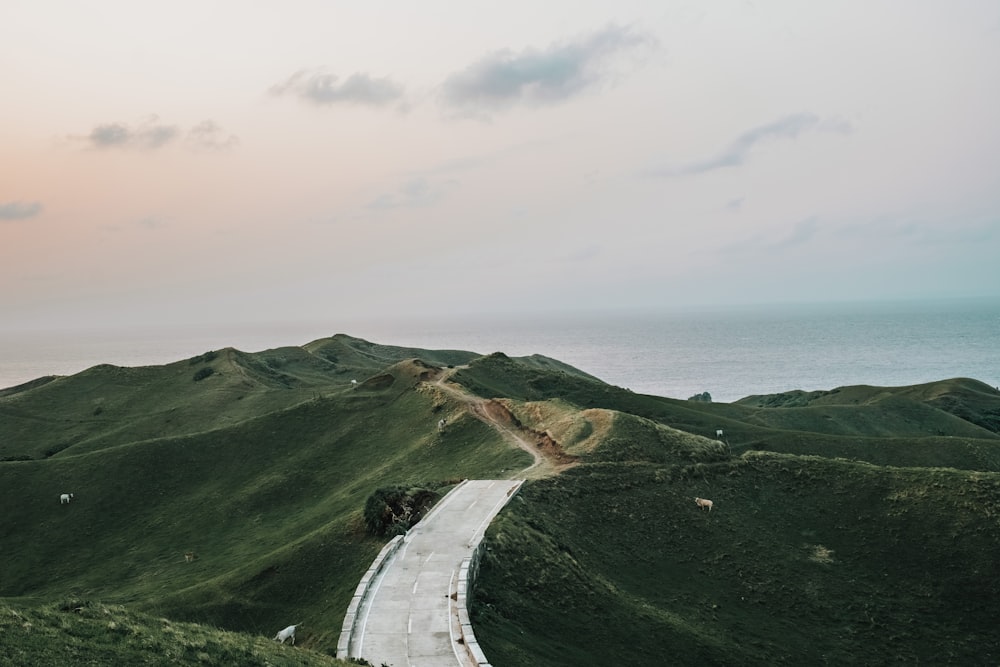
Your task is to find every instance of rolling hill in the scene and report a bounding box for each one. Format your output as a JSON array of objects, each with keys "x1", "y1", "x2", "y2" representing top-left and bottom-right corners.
[{"x1": 2, "y1": 335, "x2": 999, "y2": 664}]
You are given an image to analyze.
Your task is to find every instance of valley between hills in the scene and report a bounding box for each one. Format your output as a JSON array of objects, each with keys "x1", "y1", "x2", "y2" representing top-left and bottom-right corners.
[{"x1": 2, "y1": 334, "x2": 998, "y2": 665}]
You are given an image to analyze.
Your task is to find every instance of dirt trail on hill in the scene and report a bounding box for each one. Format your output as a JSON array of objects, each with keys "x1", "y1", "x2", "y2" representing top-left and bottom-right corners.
[{"x1": 431, "y1": 367, "x2": 578, "y2": 479}]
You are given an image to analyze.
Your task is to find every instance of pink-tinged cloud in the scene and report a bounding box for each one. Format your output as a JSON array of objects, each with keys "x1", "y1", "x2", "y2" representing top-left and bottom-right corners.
[
  {"x1": 87, "y1": 118, "x2": 179, "y2": 150},
  {"x1": 80, "y1": 117, "x2": 238, "y2": 152},
  {"x1": 0, "y1": 201, "x2": 43, "y2": 221}
]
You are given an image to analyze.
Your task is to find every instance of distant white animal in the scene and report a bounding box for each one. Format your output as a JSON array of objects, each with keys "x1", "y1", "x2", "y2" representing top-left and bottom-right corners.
[
  {"x1": 273, "y1": 623, "x2": 301, "y2": 645},
  {"x1": 184, "y1": 551, "x2": 197, "y2": 563},
  {"x1": 351, "y1": 379, "x2": 358, "y2": 388},
  {"x1": 60, "y1": 493, "x2": 74, "y2": 504},
  {"x1": 438, "y1": 418, "x2": 446, "y2": 431},
  {"x1": 694, "y1": 497, "x2": 713, "y2": 512}
]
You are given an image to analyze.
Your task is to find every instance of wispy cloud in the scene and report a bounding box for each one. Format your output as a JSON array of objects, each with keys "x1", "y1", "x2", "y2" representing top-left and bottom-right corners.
[
  {"x1": 134, "y1": 215, "x2": 164, "y2": 229},
  {"x1": 186, "y1": 120, "x2": 239, "y2": 152},
  {"x1": 0, "y1": 200, "x2": 43, "y2": 221},
  {"x1": 838, "y1": 216, "x2": 999, "y2": 246},
  {"x1": 440, "y1": 24, "x2": 656, "y2": 116},
  {"x1": 772, "y1": 216, "x2": 820, "y2": 248},
  {"x1": 366, "y1": 176, "x2": 454, "y2": 211},
  {"x1": 270, "y1": 70, "x2": 405, "y2": 107},
  {"x1": 77, "y1": 117, "x2": 239, "y2": 152},
  {"x1": 717, "y1": 216, "x2": 823, "y2": 255},
  {"x1": 87, "y1": 116, "x2": 179, "y2": 150},
  {"x1": 648, "y1": 113, "x2": 851, "y2": 177}
]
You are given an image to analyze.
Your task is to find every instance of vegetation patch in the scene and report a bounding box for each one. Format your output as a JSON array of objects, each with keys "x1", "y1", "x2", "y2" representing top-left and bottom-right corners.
[
  {"x1": 363, "y1": 485, "x2": 442, "y2": 537},
  {"x1": 2, "y1": 337, "x2": 1000, "y2": 664},
  {"x1": 0, "y1": 599, "x2": 349, "y2": 666},
  {"x1": 473, "y1": 455, "x2": 1000, "y2": 665}
]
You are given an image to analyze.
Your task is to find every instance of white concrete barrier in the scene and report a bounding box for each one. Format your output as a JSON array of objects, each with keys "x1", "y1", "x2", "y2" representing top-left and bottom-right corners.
[{"x1": 337, "y1": 533, "x2": 406, "y2": 659}]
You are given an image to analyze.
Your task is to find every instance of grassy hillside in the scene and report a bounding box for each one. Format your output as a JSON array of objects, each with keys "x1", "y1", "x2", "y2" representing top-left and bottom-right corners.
[
  {"x1": 0, "y1": 338, "x2": 531, "y2": 657},
  {"x1": 474, "y1": 455, "x2": 1000, "y2": 665},
  {"x1": 457, "y1": 356, "x2": 1000, "y2": 665},
  {"x1": 3, "y1": 336, "x2": 1000, "y2": 664},
  {"x1": 456, "y1": 359, "x2": 1000, "y2": 471},
  {"x1": 0, "y1": 334, "x2": 481, "y2": 461},
  {"x1": 0, "y1": 599, "x2": 349, "y2": 666}
]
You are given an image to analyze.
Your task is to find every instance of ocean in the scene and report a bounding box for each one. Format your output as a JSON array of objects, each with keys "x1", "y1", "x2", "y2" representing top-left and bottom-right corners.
[{"x1": 2, "y1": 299, "x2": 998, "y2": 403}]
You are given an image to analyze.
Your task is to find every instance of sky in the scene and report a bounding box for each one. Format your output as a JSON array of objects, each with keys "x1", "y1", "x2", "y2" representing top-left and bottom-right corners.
[{"x1": 3, "y1": 0, "x2": 999, "y2": 334}]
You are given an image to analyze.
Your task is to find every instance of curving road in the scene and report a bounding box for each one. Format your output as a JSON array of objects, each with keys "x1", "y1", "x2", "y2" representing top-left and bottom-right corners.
[{"x1": 344, "y1": 478, "x2": 523, "y2": 666}]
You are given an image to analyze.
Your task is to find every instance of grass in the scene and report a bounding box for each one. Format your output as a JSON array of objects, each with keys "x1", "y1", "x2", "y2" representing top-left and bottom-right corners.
[
  {"x1": 0, "y1": 338, "x2": 528, "y2": 658},
  {"x1": 473, "y1": 454, "x2": 1000, "y2": 665},
  {"x1": 0, "y1": 599, "x2": 351, "y2": 666},
  {"x1": 2, "y1": 335, "x2": 1000, "y2": 664}
]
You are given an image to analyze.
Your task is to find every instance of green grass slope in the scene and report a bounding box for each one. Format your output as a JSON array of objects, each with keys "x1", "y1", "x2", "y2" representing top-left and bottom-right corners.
[
  {"x1": 1, "y1": 599, "x2": 349, "y2": 666},
  {"x1": 456, "y1": 359, "x2": 1000, "y2": 472},
  {"x1": 739, "y1": 378, "x2": 1000, "y2": 436},
  {"x1": 4, "y1": 337, "x2": 1000, "y2": 665},
  {"x1": 456, "y1": 355, "x2": 1000, "y2": 664},
  {"x1": 0, "y1": 349, "x2": 530, "y2": 657},
  {"x1": 474, "y1": 455, "x2": 1000, "y2": 665}
]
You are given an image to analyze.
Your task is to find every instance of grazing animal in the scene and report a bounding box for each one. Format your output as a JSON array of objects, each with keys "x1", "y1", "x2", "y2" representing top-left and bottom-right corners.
[
  {"x1": 351, "y1": 379, "x2": 358, "y2": 388},
  {"x1": 273, "y1": 623, "x2": 301, "y2": 645},
  {"x1": 716, "y1": 429, "x2": 724, "y2": 438},
  {"x1": 60, "y1": 493, "x2": 74, "y2": 504},
  {"x1": 184, "y1": 551, "x2": 197, "y2": 563},
  {"x1": 438, "y1": 418, "x2": 446, "y2": 431},
  {"x1": 694, "y1": 497, "x2": 713, "y2": 512}
]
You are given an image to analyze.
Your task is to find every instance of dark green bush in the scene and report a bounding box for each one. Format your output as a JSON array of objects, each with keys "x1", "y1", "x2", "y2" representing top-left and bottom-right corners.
[
  {"x1": 363, "y1": 485, "x2": 441, "y2": 537},
  {"x1": 192, "y1": 367, "x2": 214, "y2": 382},
  {"x1": 189, "y1": 350, "x2": 218, "y2": 365}
]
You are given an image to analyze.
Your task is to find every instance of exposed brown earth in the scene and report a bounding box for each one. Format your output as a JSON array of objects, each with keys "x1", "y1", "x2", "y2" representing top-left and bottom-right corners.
[{"x1": 426, "y1": 366, "x2": 584, "y2": 479}]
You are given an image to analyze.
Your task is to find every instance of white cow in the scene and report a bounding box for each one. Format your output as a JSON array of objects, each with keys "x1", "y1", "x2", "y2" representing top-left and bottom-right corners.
[
  {"x1": 694, "y1": 497, "x2": 713, "y2": 512},
  {"x1": 273, "y1": 623, "x2": 301, "y2": 645},
  {"x1": 60, "y1": 493, "x2": 74, "y2": 504},
  {"x1": 716, "y1": 429, "x2": 724, "y2": 438}
]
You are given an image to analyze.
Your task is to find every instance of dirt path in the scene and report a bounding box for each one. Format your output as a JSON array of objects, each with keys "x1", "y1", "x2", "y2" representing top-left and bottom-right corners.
[{"x1": 432, "y1": 367, "x2": 577, "y2": 479}]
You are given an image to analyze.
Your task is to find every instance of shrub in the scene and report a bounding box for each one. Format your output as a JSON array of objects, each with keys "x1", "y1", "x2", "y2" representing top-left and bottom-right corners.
[
  {"x1": 192, "y1": 367, "x2": 214, "y2": 382},
  {"x1": 189, "y1": 350, "x2": 218, "y2": 365},
  {"x1": 363, "y1": 485, "x2": 441, "y2": 537}
]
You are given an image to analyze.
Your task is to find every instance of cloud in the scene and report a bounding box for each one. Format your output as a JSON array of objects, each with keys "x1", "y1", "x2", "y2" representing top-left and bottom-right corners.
[
  {"x1": 270, "y1": 69, "x2": 405, "y2": 107},
  {"x1": 135, "y1": 216, "x2": 163, "y2": 229},
  {"x1": 838, "y1": 216, "x2": 999, "y2": 247},
  {"x1": 772, "y1": 216, "x2": 820, "y2": 248},
  {"x1": 79, "y1": 117, "x2": 238, "y2": 152},
  {"x1": 717, "y1": 216, "x2": 823, "y2": 255},
  {"x1": 649, "y1": 113, "x2": 852, "y2": 177},
  {"x1": 87, "y1": 116, "x2": 179, "y2": 150},
  {"x1": 0, "y1": 200, "x2": 43, "y2": 221},
  {"x1": 440, "y1": 24, "x2": 655, "y2": 115},
  {"x1": 366, "y1": 176, "x2": 453, "y2": 211},
  {"x1": 186, "y1": 120, "x2": 239, "y2": 151}
]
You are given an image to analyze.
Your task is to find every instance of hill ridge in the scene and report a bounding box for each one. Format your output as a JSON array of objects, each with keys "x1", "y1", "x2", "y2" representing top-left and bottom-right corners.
[{"x1": 2, "y1": 337, "x2": 999, "y2": 664}]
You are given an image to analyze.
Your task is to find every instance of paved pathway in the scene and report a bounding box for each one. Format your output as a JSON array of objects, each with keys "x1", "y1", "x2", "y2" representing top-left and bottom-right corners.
[{"x1": 345, "y1": 479, "x2": 523, "y2": 667}]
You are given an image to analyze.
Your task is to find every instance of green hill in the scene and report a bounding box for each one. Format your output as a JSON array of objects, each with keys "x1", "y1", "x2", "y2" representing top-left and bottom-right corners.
[
  {"x1": 2, "y1": 336, "x2": 999, "y2": 664},
  {"x1": 0, "y1": 600, "x2": 348, "y2": 666}
]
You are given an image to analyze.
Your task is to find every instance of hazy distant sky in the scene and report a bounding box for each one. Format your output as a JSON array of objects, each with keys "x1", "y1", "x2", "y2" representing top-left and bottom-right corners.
[{"x1": 3, "y1": 1, "x2": 999, "y2": 332}]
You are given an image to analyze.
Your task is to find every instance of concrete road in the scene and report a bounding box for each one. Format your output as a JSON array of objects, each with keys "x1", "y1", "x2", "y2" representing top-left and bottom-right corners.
[{"x1": 347, "y1": 479, "x2": 523, "y2": 667}]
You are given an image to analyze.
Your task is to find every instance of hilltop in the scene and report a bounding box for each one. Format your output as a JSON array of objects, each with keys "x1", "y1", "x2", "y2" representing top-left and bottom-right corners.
[{"x1": 1, "y1": 335, "x2": 999, "y2": 664}]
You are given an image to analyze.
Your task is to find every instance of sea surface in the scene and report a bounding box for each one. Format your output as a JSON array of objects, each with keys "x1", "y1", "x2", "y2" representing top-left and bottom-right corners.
[{"x1": 2, "y1": 299, "x2": 998, "y2": 403}]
